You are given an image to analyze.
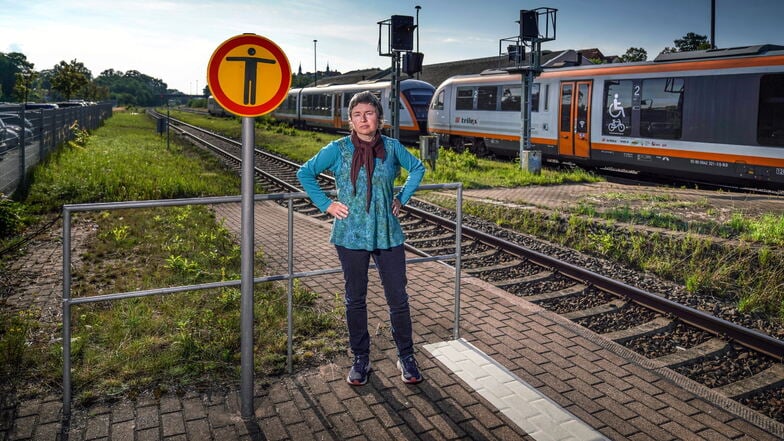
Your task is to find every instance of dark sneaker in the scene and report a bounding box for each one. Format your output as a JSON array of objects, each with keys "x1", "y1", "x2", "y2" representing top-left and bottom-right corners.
[
  {"x1": 397, "y1": 355, "x2": 423, "y2": 384},
  {"x1": 346, "y1": 356, "x2": 371, "y2": 386}
]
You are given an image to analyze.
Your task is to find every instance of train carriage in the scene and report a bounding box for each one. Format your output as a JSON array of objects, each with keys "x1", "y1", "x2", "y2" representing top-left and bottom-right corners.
[
  {"x1": 428, "y1": 44, "x2": 784, "y2": 187},
  {"x1": 207, "y1": 95, "x2": 229, "y2": 117},
  {"x1": 272, "y1": 79, "x2": 435, "y2": 143}
]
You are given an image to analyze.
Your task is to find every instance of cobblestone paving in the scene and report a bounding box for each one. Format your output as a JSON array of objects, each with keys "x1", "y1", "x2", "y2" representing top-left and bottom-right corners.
[{"x1": 1, "y1": 200, "x2": 782, "y2": 440}]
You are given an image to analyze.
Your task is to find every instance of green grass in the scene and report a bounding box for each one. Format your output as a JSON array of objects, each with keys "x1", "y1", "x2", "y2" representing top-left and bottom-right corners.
[
  {"x1": 1, "y1": 110, "x2": 344, "y2": 403},
  {"x1": 24, "y1": 112, "x2": 240, "y2": 213},
  {"x1": 425, "y1": 148, "x2": 602, "y2": 188},
  {"x1": 424, "y1": 192, "x2": 784, "y2": 319}
]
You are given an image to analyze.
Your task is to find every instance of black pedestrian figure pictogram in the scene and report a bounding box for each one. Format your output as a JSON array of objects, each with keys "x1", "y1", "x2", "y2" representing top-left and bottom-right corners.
[{"x1": 226, "y1": 47, "x2": 276, "y2": 105}]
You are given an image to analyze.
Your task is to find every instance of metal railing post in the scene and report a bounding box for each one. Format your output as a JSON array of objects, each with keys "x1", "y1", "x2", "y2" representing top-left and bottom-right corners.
[
  {"x1": 287, "y1": 199, "x2": 294, "y2": 373},
  {"x1": 239, "y1": 117, "x2": 255, "y2": 419},
  {"x1": 454, "y1": 184, "x2": 463, "y2": 340},
  {"x1": 62, "y1": 207, "x2": 72, "y2": 419}
]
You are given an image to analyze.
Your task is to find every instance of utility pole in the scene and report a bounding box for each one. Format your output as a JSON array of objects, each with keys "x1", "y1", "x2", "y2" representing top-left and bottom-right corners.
[
  {"x1": 415, "y1": 5, "x2": 421, "y2": 79},
  {"x1": 710, "y1": 0, "x2": 716, "y2": 49},
  {"x1": 313, "y1": 39, "x2": 318, "y2": 85}
]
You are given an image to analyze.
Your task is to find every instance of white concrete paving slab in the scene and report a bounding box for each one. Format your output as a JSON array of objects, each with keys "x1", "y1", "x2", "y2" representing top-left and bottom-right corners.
[{"x1": 424, "y1": 338, "x2": 609, "y2": 441}]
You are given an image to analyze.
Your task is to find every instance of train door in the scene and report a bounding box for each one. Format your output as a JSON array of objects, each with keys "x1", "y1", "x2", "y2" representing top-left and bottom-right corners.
[
  {"x1": 332, "y1": 93, "x2": 342, "y2": 129},
  {"x1": 557, "y1": 81, "x2": 592, "y2": 158}
]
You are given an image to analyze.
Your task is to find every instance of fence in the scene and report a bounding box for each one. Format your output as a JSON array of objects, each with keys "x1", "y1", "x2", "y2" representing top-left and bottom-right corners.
[
  {"x1": 61, "y1": 183, "x2": 463, "y2": 419},
  {"x1": 0, "y1": 103, "x2": 114, "y2": 196}
]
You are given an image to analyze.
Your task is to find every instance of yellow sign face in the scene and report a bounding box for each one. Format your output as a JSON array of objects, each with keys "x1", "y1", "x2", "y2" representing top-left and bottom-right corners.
[{"x1": 207, "y1": 34, "x2": 291, "y2": 117}]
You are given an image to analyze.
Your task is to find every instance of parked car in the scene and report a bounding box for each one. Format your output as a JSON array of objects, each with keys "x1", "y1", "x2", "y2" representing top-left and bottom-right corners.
[
  {"x1": 24, "y1": 102, "x2": 59, "y2": 110},
  {"x1": 0, "y1": 118, "x2": 19, "y2": 155},
  {"x1": 56, "y1": 101, "x2": 86, "y2": 108},
  {"x1": 0, "y1": 113, "x2": 34, "y2": 145}
]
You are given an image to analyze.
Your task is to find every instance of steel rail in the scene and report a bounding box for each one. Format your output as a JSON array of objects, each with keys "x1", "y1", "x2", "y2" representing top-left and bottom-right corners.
[
  {"x1": 156, "y1": 110, "x2": 784, "y2": 360},
  {"x1": 409, "y1": 204, "x2": 784, "y2": 361}
]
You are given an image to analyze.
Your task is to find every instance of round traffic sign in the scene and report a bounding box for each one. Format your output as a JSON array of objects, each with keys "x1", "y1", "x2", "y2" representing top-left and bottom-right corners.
[{"x1": 207, "y1": 34, "x2": 292, "y2": 117}]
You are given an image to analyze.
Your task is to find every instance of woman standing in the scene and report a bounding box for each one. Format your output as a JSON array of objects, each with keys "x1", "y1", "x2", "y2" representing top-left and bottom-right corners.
[{"x1": 296, "y1": 91, "x2": 425, "y2": 385}]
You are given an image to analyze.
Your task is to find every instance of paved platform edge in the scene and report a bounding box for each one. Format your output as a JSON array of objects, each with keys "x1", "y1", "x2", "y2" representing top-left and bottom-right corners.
[{"x1": 459, "y1": 273, "x2": 784, "y2": 439}]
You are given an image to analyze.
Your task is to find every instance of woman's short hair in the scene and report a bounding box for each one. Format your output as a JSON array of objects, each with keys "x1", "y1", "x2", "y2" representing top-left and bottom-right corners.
[{"x1": 348, "y1": 91, "x2": 383, "y2": 119}]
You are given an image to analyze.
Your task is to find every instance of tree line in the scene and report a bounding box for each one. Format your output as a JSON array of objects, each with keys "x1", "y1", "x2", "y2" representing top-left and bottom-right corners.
[
  {"x1": 615, "y1": 32, "x2": 711, "y2": 63},
  {"x1": 0, "y1": 53, "x2": 177, "y2": 106}
]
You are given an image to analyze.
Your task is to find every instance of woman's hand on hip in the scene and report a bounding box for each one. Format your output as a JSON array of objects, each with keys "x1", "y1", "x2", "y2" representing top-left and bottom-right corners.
[
  {"x1": 327, "y1": 201, "x2": 349, "y2": 219},
  {"x1": 392, "y1": 198, "x2": 402, "y2": 217}
]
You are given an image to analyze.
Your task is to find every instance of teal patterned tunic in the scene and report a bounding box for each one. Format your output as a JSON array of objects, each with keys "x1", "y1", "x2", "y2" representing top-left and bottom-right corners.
[{"x1": 297, "y1": 135, "x2": 425, "y2": 251}]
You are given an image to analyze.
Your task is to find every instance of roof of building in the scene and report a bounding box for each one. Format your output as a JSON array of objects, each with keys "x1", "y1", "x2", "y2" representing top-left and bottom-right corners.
[{"x1": 305, "y1": 47, "x2": 618, "y2": 89}]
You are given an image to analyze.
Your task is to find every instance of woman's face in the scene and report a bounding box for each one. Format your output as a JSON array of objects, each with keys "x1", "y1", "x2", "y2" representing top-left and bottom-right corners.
[{"x1": 350, "y1": 102, "x2": 379, "y2": 140}]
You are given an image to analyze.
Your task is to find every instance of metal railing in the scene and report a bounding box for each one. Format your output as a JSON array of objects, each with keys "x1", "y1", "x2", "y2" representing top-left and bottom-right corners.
[
  {"x1": 0, "y1": 103, "x2": 113, "y2": 195},
  {"x1": 61, "y1": 182, "x2": 462, "y2": 418}
]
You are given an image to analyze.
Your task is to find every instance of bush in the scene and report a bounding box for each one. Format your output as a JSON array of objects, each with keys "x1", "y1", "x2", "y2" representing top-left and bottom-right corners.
[{"x1": 0, "y1": 197, "x2": 25, "y2": 239}]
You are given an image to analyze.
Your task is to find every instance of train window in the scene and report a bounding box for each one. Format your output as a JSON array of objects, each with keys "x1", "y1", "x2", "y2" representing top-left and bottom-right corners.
[
  {"x1": 319, "y1": 93, "x2": 331, "y2": 116},
  {"x1": 456, "y1": 87, "x2": 474, "y2": 110},
  {"x1": 602, "y1": 80, "x2": 633, "y2": 136},
  {"x1": 682, "y1": 75, "x2": 757, "y2": 144},
  {"x1": 576, "y1": 83, "x2": 589, "y2": 133},
  {"x1": 477, "y1": 86, "x2": 497, "y2": 111},
  {"x1": 544, "y1": 84, "x2": 550, "y2": 111},
  {"x1": 639, "y1": 78, "x2": 683, "y2": 140},
  {"x1": 501, "y1": 86, "x2": 521, "y2": 111},
  {"x1": 531, "y1": 83, "x2": 540, "y2": 112},
  {"x1": 279, "y1": 96, "x2": 294, "y2": 113},
  {"x1": 560, "y1": 84, "x2": 572, "y2": 132},
  {"x1": 758, "y1": 74, "x2": 784, "y2": 146},
  {"x1": 431, "y1": 90, "x2": 445, "y2": 110}
]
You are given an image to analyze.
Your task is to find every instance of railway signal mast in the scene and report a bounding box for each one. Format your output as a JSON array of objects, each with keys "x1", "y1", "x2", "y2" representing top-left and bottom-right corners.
[
  {"x1": 378, "y1": 14, "x2": 423, "y2": 139},
  {"x1": 501, "y1": 8, "x2": 556, "y2": 173}
]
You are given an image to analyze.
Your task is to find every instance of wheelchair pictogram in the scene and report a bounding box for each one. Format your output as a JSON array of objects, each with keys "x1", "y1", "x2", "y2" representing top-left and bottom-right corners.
[{"x1": 608, "y1": 93, "x2": 625, "y2": 119}]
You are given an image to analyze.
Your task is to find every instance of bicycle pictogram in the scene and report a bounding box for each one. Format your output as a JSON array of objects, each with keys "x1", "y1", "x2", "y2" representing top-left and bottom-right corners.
[{"x1": 607, "y1": 119, "x2": 626, "y2": 133}]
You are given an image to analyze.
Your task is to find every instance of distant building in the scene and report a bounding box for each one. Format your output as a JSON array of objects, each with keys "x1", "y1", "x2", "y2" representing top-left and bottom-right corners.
[
  {"x1": 294, "y1": 47, "x2": 618, "y2": 89},
  {"x1": 577, "y1": 48, "x2": 620, "y2": 64}
]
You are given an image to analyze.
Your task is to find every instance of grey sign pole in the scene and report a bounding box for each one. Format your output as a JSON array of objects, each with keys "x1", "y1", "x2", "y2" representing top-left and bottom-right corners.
[{"x1": 240, "y1": 116, "x2": 255, "y2": 419}]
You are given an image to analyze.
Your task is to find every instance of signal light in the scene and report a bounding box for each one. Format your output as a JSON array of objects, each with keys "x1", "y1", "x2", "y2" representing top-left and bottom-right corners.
[
  {"x1": 391, "y1": 15, "x2": 415, "y2": 51},
  {"x1": 508, "y1": 45, "x2": 524, "y2": 63},
  {"x1": 520, "y1": 10, "x2": 539, "y2": 39},
  {"x1": 403, "y1": 52, "x2": 424, "y2": 75}
]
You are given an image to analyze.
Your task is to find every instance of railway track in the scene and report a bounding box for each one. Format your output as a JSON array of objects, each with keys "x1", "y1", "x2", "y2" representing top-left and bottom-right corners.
[{"x1": 152, "y1": 110, "x2": 784, "y2": 427}]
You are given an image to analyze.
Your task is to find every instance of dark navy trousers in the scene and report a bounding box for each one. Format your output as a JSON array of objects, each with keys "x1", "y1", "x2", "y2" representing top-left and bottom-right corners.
[{"x1": 335, "y1": 244, "x2": 414, "y2": 359}]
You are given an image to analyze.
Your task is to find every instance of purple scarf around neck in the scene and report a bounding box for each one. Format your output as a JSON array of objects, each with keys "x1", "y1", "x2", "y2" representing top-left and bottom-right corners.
[{"x1": 350, "y1": 130, "x2": 386, "y2": 212}]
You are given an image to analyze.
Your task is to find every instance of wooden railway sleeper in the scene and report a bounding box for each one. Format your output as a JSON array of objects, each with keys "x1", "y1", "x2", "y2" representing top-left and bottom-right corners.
[
  {"x1": 654, "y1": 337, "x2": 729, "y2": 368},
  {"x1": 524, "y1": 284, "x2": 587, "y2": 303},
  {"x1": 495, "y1": 270, "x2": 556, "y2": 290},
  {"x1": 463, "y1": 258, "x2": 526, "y2": 275},
  {"x1": 563, "y1": 300, "x2": 628, "y2": 321},
  {"x1": 602, "y1": 316, "x2": 673, "y2": 343},
  {"x1": 717, "y1": 363, "x2": 784, "y2": 400}
]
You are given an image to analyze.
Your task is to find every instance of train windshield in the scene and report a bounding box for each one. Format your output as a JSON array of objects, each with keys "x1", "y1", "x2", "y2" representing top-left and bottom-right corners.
[
  {"x1": 403, "y1": 88, "x2": 435, "y2": 119},
  {"x1": 759, "y1": 74, "x2": 784, "y2": 146}
]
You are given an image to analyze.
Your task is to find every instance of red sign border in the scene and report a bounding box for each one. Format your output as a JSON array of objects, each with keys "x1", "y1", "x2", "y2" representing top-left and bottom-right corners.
[{"x1": 207, "y1": 34, "x2": 292, "y2": 117}]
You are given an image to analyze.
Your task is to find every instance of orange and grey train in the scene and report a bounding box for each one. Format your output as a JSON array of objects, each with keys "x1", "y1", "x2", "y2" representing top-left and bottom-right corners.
[
  {"x1": 272, "y1": 78, "x2": 435, "y2": 143},
  {"x1": 428, "y1": 44, "x2": 784, "y2": 187}
]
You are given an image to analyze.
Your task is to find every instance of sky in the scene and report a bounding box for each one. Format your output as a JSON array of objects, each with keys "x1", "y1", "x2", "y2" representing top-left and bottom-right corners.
[{"x1": 1, "y1": 0, "x2": 782, "y2": 95}]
